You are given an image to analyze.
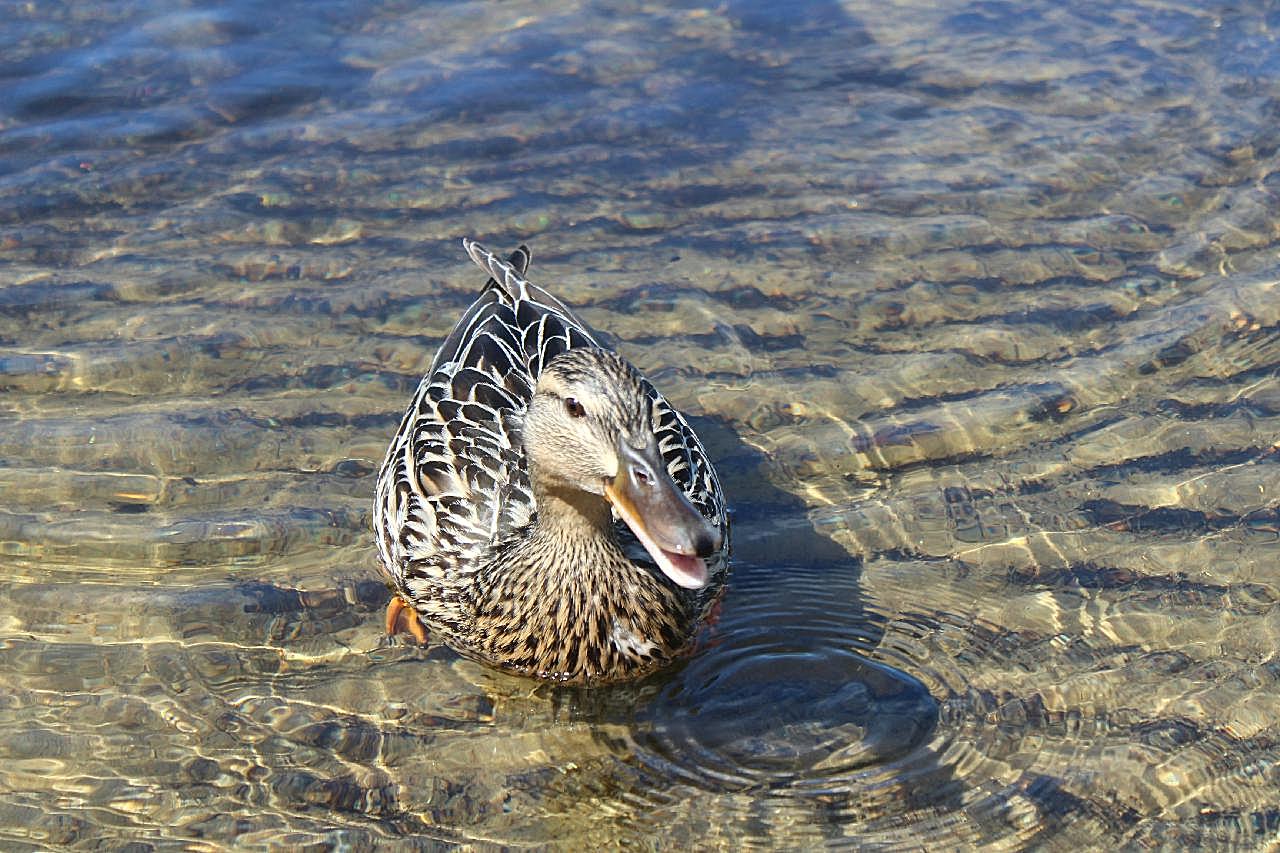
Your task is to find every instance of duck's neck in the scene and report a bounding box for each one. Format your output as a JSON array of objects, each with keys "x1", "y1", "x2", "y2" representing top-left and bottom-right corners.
[
  {"x1": 479, "y1": 470, "x2": 630, "y2": 599},
  {"x1": 527, "y1": 479, "x2": 619, "y2": 561}
]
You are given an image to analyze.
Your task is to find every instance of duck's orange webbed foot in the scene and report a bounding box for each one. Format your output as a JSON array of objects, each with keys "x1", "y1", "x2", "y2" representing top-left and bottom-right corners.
[
  {"x1": 703, "y1": 592, "x2": 725, "y2": 629},
  {"x1": 385, "y1": 595, "x2": 429, "y2": 645},
  {"x1": 688, "y1": 586, "x2": 728, "y2": 655}
]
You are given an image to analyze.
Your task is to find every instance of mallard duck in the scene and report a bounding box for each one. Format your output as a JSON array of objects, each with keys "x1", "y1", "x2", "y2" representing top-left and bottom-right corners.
[{"x1": 373, "y1": 239, "x2": 729, "y2": 684}]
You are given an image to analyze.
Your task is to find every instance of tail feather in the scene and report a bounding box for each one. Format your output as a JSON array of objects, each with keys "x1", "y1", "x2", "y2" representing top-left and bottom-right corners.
[
  {"x1": 460, "y1": 237, "x2": 604, "y2": 348},
  {"x1": 464, "y1": 239, "x2": 531, "y2": 301}
]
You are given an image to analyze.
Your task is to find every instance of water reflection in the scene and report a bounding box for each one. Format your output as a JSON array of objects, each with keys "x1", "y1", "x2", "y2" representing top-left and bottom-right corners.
[{"x1": 1, "y1": 0, "x2": 1280, "y2": 847}]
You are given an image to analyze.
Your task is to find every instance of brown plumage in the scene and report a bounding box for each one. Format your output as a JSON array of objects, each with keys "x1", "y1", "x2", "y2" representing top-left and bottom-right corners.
[{"x1": 373, "y1": 240, "x2": 729, "y2": 683}]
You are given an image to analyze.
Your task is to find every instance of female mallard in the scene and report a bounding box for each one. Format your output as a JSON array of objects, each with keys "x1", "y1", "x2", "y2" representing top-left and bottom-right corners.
[{"x1": 373, "y1": 240, "x2": 729, "y2": 684}]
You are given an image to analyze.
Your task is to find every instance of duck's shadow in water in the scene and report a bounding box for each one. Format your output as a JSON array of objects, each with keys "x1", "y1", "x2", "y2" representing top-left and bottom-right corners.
[{"x1": 539, "y1": 415, "x2": 942, "y2": 795}]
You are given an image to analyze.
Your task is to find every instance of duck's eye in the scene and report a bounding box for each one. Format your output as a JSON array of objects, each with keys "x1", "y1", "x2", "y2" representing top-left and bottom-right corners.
[{"x1": 564, "y1": 397, "x2": 586, "y2": 418}]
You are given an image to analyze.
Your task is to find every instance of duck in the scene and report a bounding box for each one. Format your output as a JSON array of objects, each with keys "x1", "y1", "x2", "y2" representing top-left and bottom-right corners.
[{"x1": 373, "y1": 239, "x2": 729, "y2": 684}]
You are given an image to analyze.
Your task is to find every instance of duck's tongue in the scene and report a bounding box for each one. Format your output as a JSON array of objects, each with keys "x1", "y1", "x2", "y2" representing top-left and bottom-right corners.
[{"x1": 653, "y1": 547, "x2": 709, "y2": 590}]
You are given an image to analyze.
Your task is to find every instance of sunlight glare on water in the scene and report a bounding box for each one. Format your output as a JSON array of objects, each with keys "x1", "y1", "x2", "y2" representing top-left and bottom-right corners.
[{"x1": 1, "y1": 0, "x2": 1279, "y2": 848}]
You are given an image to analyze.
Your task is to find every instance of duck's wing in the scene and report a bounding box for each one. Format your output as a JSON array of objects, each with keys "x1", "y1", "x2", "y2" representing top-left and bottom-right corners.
[
  {"x1": 465, "y1": 242, "x2": 729, "y2": 586},
  {"x1": 636, "y1": 377, "x2": 731, "y2": 602},
  {"x1": 374, "y1": 242, "x2": 602, "y2": 619},
  {"x1": 646, "y1": 378, "x2": 727, "y2": 533}
]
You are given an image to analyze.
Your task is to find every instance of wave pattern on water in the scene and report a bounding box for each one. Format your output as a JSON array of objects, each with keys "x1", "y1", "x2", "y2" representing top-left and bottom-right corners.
[{"x1": 1, "y1": 0, "x2": 1279, "y2": 848}]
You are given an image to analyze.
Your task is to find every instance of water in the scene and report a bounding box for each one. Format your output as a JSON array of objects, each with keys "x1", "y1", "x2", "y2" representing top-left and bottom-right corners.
[{"x1": 2, "y1": 0, "x2": 1279, "y2": 847}]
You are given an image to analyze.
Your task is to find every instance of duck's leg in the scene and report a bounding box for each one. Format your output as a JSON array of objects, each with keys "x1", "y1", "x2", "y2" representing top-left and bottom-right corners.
[{"x1": 385, "y1": 595, "x2": 429, "y2": 645}]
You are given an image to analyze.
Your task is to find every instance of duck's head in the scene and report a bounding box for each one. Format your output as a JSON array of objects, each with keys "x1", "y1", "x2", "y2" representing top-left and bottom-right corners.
[{"x1": 522, "y1": 348, "x2": 721, "y2": 590}]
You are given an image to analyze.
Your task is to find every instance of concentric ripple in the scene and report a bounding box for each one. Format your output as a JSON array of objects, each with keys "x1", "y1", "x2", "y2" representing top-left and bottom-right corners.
[
  {"x1": 547, "y1": 558, "x2": 1140, "y2": 848},
  {"x1": 631, "y1": 562, "x2": 935, "y2": 793}
]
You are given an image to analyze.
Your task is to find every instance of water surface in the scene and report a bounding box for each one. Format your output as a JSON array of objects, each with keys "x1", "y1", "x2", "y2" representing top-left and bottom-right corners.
[{"x1": 2, "y1": 0, "x2": 1279, "y2": 848}]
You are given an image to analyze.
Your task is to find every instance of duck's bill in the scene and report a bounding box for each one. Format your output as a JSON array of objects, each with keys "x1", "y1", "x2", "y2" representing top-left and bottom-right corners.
[
  {"x1": 606, "y1": 481, "x2": 708, "y2": 589},
  {"x1": 604, "y1": 451, "x2": 718, "y2": 590}
]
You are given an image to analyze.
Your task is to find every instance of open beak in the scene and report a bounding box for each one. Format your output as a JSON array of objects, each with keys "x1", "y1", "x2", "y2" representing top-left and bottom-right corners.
[{"x1": 604, "y1": 441, "x2": 721, "y2": 590}]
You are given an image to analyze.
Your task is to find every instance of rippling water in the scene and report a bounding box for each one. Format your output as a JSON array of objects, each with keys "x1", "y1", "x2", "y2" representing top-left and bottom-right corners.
[{"x1": 2, "y1": 0, "x2": 1279, "y2": 848}]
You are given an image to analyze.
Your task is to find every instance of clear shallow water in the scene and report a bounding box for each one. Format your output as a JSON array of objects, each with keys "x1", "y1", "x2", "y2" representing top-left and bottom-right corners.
[{"x1": 1, "y1": 0, "x2": 1279, "y2": 848}]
